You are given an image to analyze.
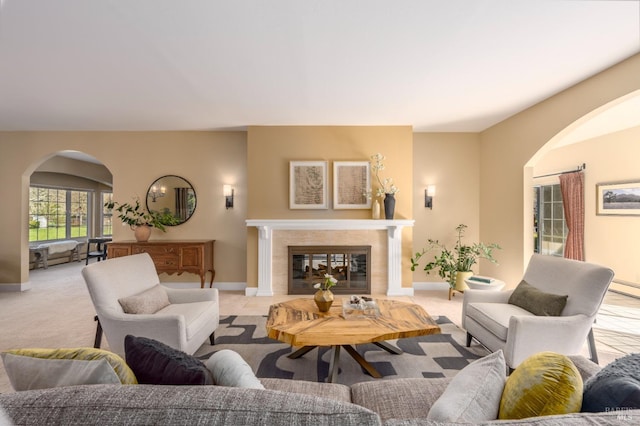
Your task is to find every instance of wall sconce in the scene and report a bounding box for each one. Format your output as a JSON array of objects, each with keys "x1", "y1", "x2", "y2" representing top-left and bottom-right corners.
[
  {"x1": 425, "y1": 185, "x2": 436, "y2": 209},
  {"x1": 148, "y1": 185, "x2": 166, "y2": 202},
  {"x1": 223, "y1": 185, "x2": 234, "y2": 209}
]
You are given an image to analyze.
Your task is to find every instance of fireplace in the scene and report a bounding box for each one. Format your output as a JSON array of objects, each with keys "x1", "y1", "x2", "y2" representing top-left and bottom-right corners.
[
  {"x1": 289, "y1": 245, "x2": 371, "y2": 294},
  {"x1": 246, "y1": 219, "x2": 414, "y2": 296}
]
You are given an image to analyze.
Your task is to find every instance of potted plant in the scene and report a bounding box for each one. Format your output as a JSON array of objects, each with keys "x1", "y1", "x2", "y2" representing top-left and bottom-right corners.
[
  {"x1": 105, "y1": 198, "x2": 176, "y2": 241},
  {"x1": 313, "y1": 273, "x2": 338, "y2": 312},
  {"x1": 411, "y1": 224, "x2": 500, "y2": 296}
]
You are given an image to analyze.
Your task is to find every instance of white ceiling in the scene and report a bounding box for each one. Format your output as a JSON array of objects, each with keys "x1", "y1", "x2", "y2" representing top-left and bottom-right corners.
[{"x1": 1, "y1": 0, "x2": 639, "y2": 135}]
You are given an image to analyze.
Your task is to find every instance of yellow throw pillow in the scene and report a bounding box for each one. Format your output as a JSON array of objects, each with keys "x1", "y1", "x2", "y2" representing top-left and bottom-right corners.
[
  {"x1": 499, "y1": 351, "x2": 582, "y2": 420},
  {"x1": 1, "y1": 347, "x2": 137, "y2": 391}
]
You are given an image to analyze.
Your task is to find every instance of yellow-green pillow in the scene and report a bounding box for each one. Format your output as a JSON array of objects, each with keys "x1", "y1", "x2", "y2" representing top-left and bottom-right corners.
[
  {"x1": 499, "y1": 352, "x2": 582, "y2": 420},
  {"x1": 1, "y1": 347, "x2": 137, "y2": 391}
]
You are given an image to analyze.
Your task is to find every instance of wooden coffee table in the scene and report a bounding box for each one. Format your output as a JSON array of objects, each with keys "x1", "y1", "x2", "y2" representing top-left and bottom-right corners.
[{"x1": 266, "y1": 298, "x2": 440, "y2": 383}]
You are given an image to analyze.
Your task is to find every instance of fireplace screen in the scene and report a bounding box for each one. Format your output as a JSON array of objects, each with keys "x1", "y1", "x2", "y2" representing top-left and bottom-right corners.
[{"x1": 288, "y1": 245, "x2": 371, "y2": 294}]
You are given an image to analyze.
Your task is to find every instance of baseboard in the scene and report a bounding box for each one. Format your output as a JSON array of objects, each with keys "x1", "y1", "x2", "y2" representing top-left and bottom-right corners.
[
  {"x1": 413, "y1": 281, "x2": 449, "y2": 291},
  {"x1": 387, "y1": 287, "x2": 415, "y2": 297},
  {"x1": 214, "y1": 282, "x2": 247, "y2": 291},
  {"x1": 0, "y1": 281, "x2": 32, "y2": 292},
  {"x1": 161, "y1": 282, "x2": 247, "y2": 291}
]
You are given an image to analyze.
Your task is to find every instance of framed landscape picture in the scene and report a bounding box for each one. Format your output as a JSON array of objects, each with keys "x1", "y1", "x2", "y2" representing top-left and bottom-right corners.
[
  {"x1": 333, "y1": 161, "x2": 371, "y2": 209},
  {"x1": 596, "y1": 180, "x2": 640, "y2": 216},
  {"x1": 289, "y1": 161, "x2": 328, "y2": 209}
]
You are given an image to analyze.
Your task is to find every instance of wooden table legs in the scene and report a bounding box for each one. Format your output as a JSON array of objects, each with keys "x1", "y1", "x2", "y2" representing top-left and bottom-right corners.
[{"x1": 288, "y1": 342, "x2": 404, "y2": 383}]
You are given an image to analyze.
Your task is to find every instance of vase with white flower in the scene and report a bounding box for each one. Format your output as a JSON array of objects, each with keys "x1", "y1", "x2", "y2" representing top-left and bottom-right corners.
[
  {"x1": 370, "y1": 153, "x2": 399, "y2": 219},
  {"x1": 313, "y1": 273, "x2": 338, "y2": 312}
]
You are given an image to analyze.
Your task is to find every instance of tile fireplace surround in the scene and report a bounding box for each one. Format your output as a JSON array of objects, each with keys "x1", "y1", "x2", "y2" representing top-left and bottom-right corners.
[{"x1": 246, "y1": 219, "x2": 414, "y2": 296}]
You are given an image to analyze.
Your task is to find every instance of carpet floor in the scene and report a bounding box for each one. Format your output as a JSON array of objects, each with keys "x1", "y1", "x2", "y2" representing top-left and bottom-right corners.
[{"x1": 195, "y1": 315, "x2": 490, "y2": 386}]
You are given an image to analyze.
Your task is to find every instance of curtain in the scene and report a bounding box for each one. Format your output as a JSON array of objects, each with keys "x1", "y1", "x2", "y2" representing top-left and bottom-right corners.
[
  {"x1": 559, "y1": 171, "x2": 584, "y2": 260},
  {"x1": 174, "y1": 188, "x2": 189, "y2": 221}
]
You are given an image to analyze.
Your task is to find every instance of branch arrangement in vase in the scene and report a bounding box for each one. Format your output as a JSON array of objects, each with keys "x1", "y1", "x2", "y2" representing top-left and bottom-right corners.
[
  {"x1": 369, "y1": 153, "x2": 399, "y2": 198},
  {"x1": 104, "y1": 197, "x2": 179, "y2": 232}
]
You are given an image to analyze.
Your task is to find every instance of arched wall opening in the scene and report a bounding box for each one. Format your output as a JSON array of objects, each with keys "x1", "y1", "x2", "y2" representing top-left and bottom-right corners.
[
  {"x1": 522, "y1": 89, "x2": 640, "y2": 273},
  {"x1": 23, "y1": 150, "x2": 113, "y2": 286}
]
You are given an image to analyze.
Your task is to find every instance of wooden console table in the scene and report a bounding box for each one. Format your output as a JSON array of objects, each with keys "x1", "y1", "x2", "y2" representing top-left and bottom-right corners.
[{"x1": 107, "y1": 240, "x2": 215, "y2": 288}]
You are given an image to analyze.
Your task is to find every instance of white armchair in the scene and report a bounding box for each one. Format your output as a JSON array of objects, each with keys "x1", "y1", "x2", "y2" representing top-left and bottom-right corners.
[
  {"x1": 462, "y1": 254, "x2": 614, "y2": 369},
  {"x1": 82, "y1": 253, "x2": 219, "y2": 356}
]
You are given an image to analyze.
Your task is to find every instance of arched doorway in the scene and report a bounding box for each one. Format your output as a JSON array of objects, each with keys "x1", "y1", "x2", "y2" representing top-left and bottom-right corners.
[
  {"x1": 27, "y1": 150, "x2": 112, "y2": 277},
  {"x1": 524, "y1": 89, "x2": 640, "y2": 278}
]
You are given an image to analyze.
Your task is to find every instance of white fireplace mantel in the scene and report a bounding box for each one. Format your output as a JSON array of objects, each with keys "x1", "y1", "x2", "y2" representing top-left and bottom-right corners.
[{"x1": 246, "y1": 219, "x2": 415, "y2": 296}]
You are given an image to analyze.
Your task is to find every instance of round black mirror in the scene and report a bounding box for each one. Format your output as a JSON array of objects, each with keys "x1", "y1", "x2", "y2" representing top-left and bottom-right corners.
[{"x1": 146, "y1": 175, "x2": 197, "y2": 226}]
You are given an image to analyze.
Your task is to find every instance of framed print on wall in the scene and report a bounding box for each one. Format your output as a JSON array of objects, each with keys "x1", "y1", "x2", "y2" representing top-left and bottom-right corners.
[
  {"x1": 596, "y1": 180, "x2": 640, "y2": 216},
  {"x1": 333, "y1": 161, "x2": 371, "y2": 209},
  {"x1": 289, "y1": 161, "x2": 328, "y2": 209}
]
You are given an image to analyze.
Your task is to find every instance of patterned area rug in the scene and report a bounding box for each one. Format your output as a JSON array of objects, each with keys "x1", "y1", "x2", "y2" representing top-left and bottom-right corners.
[{"x1": 195, "y1": 315, "x2": 490, "y2": 386}]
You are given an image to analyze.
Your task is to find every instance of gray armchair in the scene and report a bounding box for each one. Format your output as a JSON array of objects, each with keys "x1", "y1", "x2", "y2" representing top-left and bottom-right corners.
[
  {"x1": 462, "y1": 254, "x2": 614, "y2": 369},
  {"x1": 82, "y1": 253, "x2": 219, "y2": 356}
]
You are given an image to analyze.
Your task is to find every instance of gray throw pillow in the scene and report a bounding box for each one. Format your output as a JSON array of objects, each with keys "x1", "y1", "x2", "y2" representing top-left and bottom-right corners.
[
  {"x1": 205, "y1": 349, "x2": 264, "y2": 389},
  {"x1": 427, "y1": 350, "x2": 506, "y2": 422},
  {"x1": 118, "y1": 284, "x2": 170, "y2": 314},
  {"x1": 508, "y1": 280, "x2": 568, "y2": 316}
]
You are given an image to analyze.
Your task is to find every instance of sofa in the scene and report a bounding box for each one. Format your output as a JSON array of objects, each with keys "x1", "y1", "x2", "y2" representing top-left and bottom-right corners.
[{"x1": 0, "y1": 355, "x2": 637, "y2": 425}]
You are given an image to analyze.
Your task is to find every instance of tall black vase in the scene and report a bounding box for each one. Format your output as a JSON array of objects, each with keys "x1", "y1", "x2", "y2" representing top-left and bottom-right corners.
[{"x1": 384, "y1": 193, "x2": 396, "y2": 219}]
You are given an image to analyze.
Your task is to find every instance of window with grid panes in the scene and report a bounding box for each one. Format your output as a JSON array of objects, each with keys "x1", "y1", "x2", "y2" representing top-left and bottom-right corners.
[
  {"x1": 102, "y1": 191, "x2": 113, "y2": 236},
  {"x1": 29, "y1": 186, "x2": 90, "y2": 242},
  {"x1": 533, "y1": 184, "x2": 567, "y2": 256}
]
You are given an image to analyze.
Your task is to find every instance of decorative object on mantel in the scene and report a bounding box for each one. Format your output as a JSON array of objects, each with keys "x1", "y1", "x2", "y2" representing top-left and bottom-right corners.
[
  {"x1": 370, "y1": 153, "x2": 399, "y2": 219},
  {"x1": 411, "y1": 224, "x2": 501, "y2": 300},
  {"x1": 384, "y1": 193, "x2": 396, "y2": 220},
  {"x1": 333, "y1": 161, "x2": 371, "y2": 209},
  {"x1": 313, "y1": 273, "x2": 338, "y2": 312},
  {"x1": 371, "y1": 198, "x2": 381, "y2": 219},
  {"x1": 289, "y1": 161, "x2": 328, "y2": 210},
  {"x1": 105, "y1": 197, "x2": 177, "y2": 242}
]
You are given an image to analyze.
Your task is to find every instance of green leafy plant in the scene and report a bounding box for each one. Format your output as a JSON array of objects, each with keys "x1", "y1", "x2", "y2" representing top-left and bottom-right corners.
[
  {"x1": 410, "y1": 224, "x2": 501, "y2": 289},
  {"x1": 104, "y1": 198, "x2": 177, "y2": 232}
]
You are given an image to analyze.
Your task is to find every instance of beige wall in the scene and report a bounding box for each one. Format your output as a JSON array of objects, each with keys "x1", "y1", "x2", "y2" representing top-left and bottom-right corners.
[
  {"x1": 2, "y1": 53, "x2": 639, "y2": 292},
  {"x1": 480, "y1": 53, "x2": 640, "y2": 287},
  {"x1": 0, "y1": 131, "x2": 247, "y2": 288},
  {"x1": 246, "y1": 126, "x2": 414, "y2": 289},
  {"x1": 412, "y1": 133, "x2": 485, "y2": 282},
  {"x1": 534, "y1": 126, "x2": 640, "y2": 283}
]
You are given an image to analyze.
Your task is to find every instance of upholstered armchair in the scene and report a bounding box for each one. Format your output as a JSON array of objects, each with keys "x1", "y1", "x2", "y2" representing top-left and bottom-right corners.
[
  {"x1": 462, "y1": 254, "x2": 614, "y2": 370},
  {"x1": 82, "y1": 253, "x2": 219, "y2": 356}
]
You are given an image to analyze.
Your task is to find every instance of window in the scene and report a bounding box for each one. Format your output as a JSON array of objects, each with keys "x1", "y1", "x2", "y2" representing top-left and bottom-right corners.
[
  {"x1": 29, "y1": 186, "x2": 90, "y2": 242},
  {"x1": 102, "y1": 191, "x2": 113, "y2": 236},
  {"x1": 533, "y1": 184, "x2": 567, "y2": 256}
]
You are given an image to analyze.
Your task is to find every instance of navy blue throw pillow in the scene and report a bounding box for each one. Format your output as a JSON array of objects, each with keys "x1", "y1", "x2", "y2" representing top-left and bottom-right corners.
[
  {"x1": 124, "y1": 335, "x2": 213, "y2": 385},
  {"x1": 582, "y1": 353, "x2": 640, "y2": 412}
]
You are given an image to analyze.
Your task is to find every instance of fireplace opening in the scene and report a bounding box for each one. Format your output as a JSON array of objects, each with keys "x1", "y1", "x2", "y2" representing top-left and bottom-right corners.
[{"x1": 288, "y1": 245, "x2": 371, "y2": 295}]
